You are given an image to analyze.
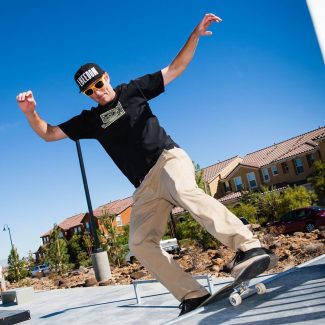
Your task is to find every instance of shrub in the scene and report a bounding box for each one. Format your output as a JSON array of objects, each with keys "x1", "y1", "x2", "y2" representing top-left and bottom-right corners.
[
  {"x1": 176, "y1": 212, "x2": 220, "y2": 250},
  {"x1": 230, "y1": 203, "x2": 258, "y2": 224}
]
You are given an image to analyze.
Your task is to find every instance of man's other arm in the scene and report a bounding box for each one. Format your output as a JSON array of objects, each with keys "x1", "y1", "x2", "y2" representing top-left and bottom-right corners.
[
  {"x1": 161, "y1": 13, "x2": 222, "y2": 86},
  {"x1": 16, "y1": 90, "x2": 67, "y2": 142}
]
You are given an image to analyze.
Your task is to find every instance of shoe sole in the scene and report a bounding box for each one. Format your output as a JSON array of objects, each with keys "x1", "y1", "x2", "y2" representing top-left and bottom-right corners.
[
  {"x1": 267, "y1": 254, "x2": 279, "y2": 271},
  {"x1": 231, "y1": 255, "x2": 270, "y2": 280}
]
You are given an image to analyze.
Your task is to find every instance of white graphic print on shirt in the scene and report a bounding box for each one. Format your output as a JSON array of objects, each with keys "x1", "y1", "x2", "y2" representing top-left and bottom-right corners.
[{"x1": 100, "y1": 101, "x2": 126, "y2": 129}]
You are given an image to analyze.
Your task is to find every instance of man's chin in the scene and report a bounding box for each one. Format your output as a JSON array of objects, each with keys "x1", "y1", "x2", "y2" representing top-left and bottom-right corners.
[{"x1": 98, "y1": 95, "x2": 112, "y2": 106}]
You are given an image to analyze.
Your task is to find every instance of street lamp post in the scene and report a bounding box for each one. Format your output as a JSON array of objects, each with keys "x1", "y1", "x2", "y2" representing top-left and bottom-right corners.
[{"x1": 3, "y1": 224, "x2": 14, "y2": 251}]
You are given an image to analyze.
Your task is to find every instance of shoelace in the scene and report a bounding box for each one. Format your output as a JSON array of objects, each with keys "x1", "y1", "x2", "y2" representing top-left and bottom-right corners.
[
  {"x1": 232, "y1": 250, "x2": 245, "y2": 264},
  {"x1": 178, "y1": 301, "x2": 186, "y2": 312}
]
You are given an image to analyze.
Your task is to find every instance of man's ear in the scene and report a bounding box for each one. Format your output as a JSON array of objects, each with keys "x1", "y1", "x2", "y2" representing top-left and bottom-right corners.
[{"x1": 104, "y1": 72, "x2": 110, "y2": 83}]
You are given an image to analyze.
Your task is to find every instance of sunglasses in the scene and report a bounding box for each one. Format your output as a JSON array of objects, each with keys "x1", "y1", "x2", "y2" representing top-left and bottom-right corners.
[{"x1": 83, "y1": 75, "x2": 105, "y2": 96}]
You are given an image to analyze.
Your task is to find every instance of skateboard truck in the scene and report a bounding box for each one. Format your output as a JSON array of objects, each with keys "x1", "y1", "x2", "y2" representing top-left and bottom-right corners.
[{"x1": 229, "y1": 281, "x2": 267, "y2": 306}]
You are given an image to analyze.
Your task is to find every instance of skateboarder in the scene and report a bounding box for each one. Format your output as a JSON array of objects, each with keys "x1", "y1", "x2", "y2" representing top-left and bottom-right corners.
[{"x1": 16, "y1": 13, "x2": 277, "y2": 315}]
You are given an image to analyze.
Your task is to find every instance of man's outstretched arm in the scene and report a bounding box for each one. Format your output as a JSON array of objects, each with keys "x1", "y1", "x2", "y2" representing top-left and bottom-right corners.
[
  {"x1": 16, "y1": 90, "x2": 67, "y2": 142},
  {"x1": 161, "y1": 13, "x2": 222, "y2": 86}
]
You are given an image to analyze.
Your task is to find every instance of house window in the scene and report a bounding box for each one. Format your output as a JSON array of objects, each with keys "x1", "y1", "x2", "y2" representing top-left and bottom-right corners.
[
  {"x1": 59, "y1": 231, "x2": 64, "y2": 238},
  {"x1": 223, "y1": 181, "x2": 231, "y2": 193},
  {"x1": 75, "y1": 226, "x2": 82, "y2": 233},
  {"x1": 262, "y1": 168, "x2": 270, "y2": 182},
  {"x1": 294, "y1": 158, "x2": 304, "y2": 174},
  {"x1": 85, "y1": 222, "x2": 90, "y2": 230},
  {"x1": 234, "y1": 176, "x2": 243, "y2": 191},
  {"x1": 271, "y1": 166, "x2": 278, "y2": 176},
  {"x1": 306, "y1": 153, "x2": 315, "y2": 168},
  {"x1": 281, "y1": 162, "x2": 289, "y2": 174},
  {"x1": 246, "y1": 172, "x2": 257, "y2": 189},
  {"x1": 115, "y1": 215, "x2": 123, "y2": 227}
]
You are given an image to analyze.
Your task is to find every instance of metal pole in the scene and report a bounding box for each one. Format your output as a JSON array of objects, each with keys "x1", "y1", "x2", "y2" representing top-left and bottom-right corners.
[
  {"x1": 3, "y1": 224, "x2": 14, "y2": 250},
  {"x1": 75, "y1": 140, "x2": 102, "y2": 252},
  {"x1": 75, "y1": 140, "x2": 111, "y2": 282}
]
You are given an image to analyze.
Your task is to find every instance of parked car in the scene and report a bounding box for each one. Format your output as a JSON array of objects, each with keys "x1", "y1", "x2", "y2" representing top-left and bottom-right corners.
[
  {"x1": 125, "y1": 238, "x2": 180, "y2": 263},
  {"x1": 267, "y1": 206, "x2": 325, "y2": 234},
  {"x1": 31, "y1": 263, "x2": 50, "y2": 277}
]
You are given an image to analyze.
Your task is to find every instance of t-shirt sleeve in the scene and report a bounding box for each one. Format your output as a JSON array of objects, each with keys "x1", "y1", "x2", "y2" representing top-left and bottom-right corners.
[
  {"x1": 132, "y1": 70, "x2": 165, "y2": 101},
  {"x1": 58, "y1": 110, "x2": 94, "y2": 141}
]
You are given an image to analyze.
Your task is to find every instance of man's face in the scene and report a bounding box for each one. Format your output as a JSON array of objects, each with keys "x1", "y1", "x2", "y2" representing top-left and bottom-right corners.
[{"x1": 83, "y1": 72, "x2": 116, "y2": 106}]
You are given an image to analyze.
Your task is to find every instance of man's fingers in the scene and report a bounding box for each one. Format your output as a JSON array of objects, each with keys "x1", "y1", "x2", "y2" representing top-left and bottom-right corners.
[
  {"x1": 17, "y1": 91, "x2": 33, "y2": 102},
  {"x1": 205, "y1": 13, "x2": 222, "y2": 22}
]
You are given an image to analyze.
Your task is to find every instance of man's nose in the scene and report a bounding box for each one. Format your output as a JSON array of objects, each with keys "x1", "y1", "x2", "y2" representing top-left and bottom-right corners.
[{"x1": 94, "y1": 88, "x2": 102, "y2": 96}]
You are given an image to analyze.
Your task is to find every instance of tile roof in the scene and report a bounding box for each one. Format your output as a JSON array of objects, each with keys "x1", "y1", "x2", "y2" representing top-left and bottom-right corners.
[
  {"x1": 242, "y1": 126, "x2": 324, "y2": 168},
  {"x1": 218, "y1": 191, "x2": 243, "y2": 203},
  {"x1": 202, "y1": 156, "x2": 240, "y2": 182},
  {"x1": 41, "y1": 213, "x2": 86, "y2": 237},
  {"x1": 94, "y1": 196, "x2": 133, "y2": 217},
  {"x1": 313, "y1": 132, "x2": 325, "y2": 141}
]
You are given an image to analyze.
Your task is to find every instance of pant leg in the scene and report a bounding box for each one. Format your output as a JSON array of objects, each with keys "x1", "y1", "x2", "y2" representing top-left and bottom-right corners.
[
  {"x1": 129, "y1": 168, "x2": 209, "y2": 301},
  {"x1": 160, "y1": 148, "x2": 261, "y2": 252}
]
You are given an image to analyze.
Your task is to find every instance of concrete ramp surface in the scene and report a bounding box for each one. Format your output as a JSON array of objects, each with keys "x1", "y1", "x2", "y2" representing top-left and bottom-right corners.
[
  {"x1": 171, "y1": 255, "x2": 325, "y2": 324},
  {"x1": 0, "y1": 255, "x2": 324, "y2": 325}
]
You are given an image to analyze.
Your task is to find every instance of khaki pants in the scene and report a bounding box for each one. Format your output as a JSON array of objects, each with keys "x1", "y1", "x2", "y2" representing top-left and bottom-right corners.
[{"x1": 129, "y1": 148, "x2": 260, "y2": 301}]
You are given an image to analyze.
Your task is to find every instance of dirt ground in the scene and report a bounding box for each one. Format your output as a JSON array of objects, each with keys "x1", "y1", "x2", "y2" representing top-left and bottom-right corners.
[{"x1": 6, "y1": 228, "x2": 325, "y2": 291}]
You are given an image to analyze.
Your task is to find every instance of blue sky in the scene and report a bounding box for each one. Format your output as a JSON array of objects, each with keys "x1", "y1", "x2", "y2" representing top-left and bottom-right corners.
[{"x1": 0, "y1": 0, "x2": 324, "y2": 263}]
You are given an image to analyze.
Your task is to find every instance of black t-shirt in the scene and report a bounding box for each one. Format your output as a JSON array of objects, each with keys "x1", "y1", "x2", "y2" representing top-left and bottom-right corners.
[{"x1": 59, "y1": 71, "x2": 178, "y2": 187}]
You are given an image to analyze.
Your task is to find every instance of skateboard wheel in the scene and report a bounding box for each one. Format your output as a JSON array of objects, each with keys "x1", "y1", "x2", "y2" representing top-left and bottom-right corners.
[
  {"x1": 255, "y1": 283, "x2": 266, "y2": 295},
  {"x1": 229, "y1": 293, "x2": 242, "y2": 306}
]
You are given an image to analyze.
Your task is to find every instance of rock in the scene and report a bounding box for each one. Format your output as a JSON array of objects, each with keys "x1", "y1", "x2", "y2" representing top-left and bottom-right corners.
[
  {"x1": 269, "y1": 242, "x2": 282, "y2": 249},
  {"x1": 56, "y1": 279, "x2": 67, "y2": 286},
  {"x1": 317, "y1": 230, "x2": 325, "y2": 240},
  {"x1": 303, "y1": 243, "x2": 324, "y2": 254},
  {"x1": 293, "y1": 232, "x2": 304, "y2": 237},
  {"x1": 305, "y1": 233, "x2": 316, "y2": 240},
  {"x1": 79, "y1": 266, "x2": 89, "y2": 273},
  {"x1": 289, "y1": 243, "x2": 300, "y2": 251},
  {"x1": 84, "y1": 277, "x2": 98, "y2": 287},
  {"x1": 130, "y1": 271, "x2": 146, "y2": 280},
  {"x1": 99, "y1": 279, "x2": 113, "y2": 286},
  {"x1": 210, "y1": 265, "x2": 220, "y2": 273},
  {"x1": 252, "y1": 224, "x2": 261, "y2": 231},
  {"x1": 212, "y1": 249, "x2": 224, "y2": 259},
  {"x1": 214, "y1": 258, "x2": 224, "y2": 266}
]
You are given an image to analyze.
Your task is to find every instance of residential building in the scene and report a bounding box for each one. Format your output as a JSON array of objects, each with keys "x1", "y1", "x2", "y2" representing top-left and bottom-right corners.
[
  {"x1": 201, "y1": 126, "x2": 325, "y2": 206},
  {"x1": 93, "y1": 197, "x2": 133, "y2": 234}
]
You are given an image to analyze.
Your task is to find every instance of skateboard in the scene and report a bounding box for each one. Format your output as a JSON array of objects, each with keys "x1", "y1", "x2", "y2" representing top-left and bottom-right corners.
[{"x1": 199, "y1": 255, "x2": 270, "y2": 307}]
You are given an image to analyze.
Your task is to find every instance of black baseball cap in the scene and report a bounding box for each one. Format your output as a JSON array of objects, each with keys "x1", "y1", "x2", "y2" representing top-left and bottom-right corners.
[{"x1": 74, "y1": 63, "x2": 105, "y2": 92}]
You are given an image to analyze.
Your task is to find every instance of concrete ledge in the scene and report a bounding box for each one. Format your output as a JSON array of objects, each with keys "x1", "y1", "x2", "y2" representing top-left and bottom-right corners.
[
  {"x1": 0, "y1": 310, "x2": 31, "y2": 325},
  {"x1": 1, "y1": 287, "x2": 34, "y2": 306}
]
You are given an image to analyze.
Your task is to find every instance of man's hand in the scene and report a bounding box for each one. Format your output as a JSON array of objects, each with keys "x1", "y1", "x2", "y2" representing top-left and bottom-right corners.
[
  {"x1": 16, "y1": 90, "x2": 37, "y2": 115},
  {"x1": 195, "y1": 13, "x2": 222, "y2": 37}
]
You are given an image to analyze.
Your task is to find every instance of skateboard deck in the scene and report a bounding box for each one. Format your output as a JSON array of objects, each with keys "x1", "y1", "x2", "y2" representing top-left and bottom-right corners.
[{"x1": 199, "y1": 255, "x2": 270, "y2": 307}]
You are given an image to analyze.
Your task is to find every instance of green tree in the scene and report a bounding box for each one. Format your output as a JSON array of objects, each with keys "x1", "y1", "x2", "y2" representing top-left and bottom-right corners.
[
  {"x1": 241, "y1": 186, "x2": 282, "y2": 223},
  {"x1": 67, "y1": 233, "x2": 89, "y2": 268},
  {"x1": 278, "y1": 186, "x2": 317, "y2": 217},
  {"x1": 175, "y1": 212, "x2": 220, "y2": 249},
  {"x1": 98, "y1": 212, "x2": 128, "y2": 267},
  {"x1": 6, "y1": 247, "x2": 28, "y2": 283},
  {"x1": 83, "y1": 231, "x2": 94, "y2": 257},
  {"x1": 193, "y1": 162, "x2": 210, "y2": 194},
  {"x1": 45, "y1": 225, "x2": 70, "y2": 274},
  {"x1": 230, "y1": 203, "x2": 258, "y2": 224},
  {"x1": 308, "y1": 160, "x2": 325, "y2": 204}
]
